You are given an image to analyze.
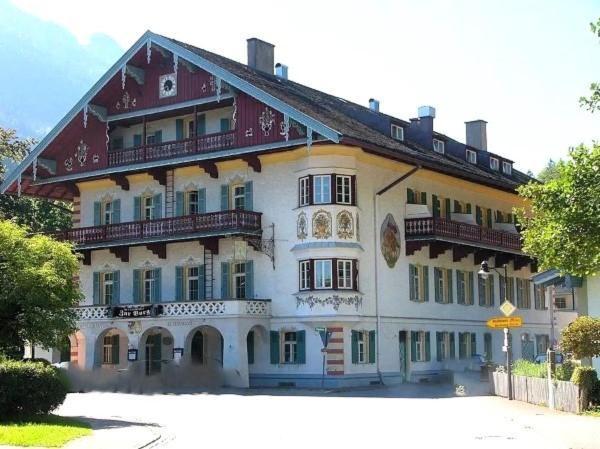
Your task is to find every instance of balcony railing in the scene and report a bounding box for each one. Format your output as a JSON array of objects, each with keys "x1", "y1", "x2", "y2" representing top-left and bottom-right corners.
[
  {"x1": 57, "y1": 210, "x2": 261, "y2": 246},
  {"x1": 107, "y1": 131, "x2": 236, "y2": 167},
  {"x1": 405, "y1": 217, "x2": 522, "y2": 252}
]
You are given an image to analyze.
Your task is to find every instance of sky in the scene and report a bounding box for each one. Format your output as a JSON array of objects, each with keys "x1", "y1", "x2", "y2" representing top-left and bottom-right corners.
[{"x1": 2, "y1": 0, "x2": 600, "y2": 174}]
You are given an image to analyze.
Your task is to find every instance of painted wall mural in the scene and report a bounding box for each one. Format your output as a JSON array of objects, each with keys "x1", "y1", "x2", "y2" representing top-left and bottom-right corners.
[
  {"x1": 380, "y1": 213, "x2": 401, "y2": 268},
  {"x1": 297, "y1": 212, "x2": 308, "y2": 240},
  {"x1": 336, "y1": 210, "x2": 354, "y2": 239},
  {"x1": 312, "y1": 210, "x2": 332, "y2": 239}
]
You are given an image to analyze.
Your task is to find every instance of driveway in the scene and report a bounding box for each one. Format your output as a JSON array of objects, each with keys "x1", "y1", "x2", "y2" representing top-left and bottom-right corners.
[{"x1": 57, "y1": 379, "x2": 600, "y2": 449}]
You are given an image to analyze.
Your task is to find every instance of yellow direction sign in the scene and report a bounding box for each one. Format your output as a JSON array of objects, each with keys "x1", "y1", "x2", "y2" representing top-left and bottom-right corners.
[{"x1": 487, "y1": 316, "x2": 523, "y2": 329}]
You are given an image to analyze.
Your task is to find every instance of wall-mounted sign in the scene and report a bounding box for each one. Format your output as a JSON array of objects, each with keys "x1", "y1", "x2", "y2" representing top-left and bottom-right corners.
[{"x1": 111, "y1": 305, "x2": 162, "y2": 319}]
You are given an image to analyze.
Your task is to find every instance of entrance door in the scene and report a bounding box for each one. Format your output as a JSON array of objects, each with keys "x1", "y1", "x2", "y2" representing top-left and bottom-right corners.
[
  {"x1": 145, "y1": 334, "x2": 162, "y2": 375},
  {"x1": 399, "y1": 331, "x2": 408, "y2": 383}
]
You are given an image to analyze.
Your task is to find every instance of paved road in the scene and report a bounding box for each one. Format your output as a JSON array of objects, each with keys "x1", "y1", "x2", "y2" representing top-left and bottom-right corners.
[{"x1": 57, "y1": 381, "x2": 600, "y2": 449}]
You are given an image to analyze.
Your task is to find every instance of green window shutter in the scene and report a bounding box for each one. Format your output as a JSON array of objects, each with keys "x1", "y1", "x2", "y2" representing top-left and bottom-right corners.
[
  {"x1": 112, "y1": 334, "x2": 120, "y2": 365},
  {"x1": 436, "y1": 332, "x2": 443, "y2": 361},
  {"x1": 154, "y1": 130, "x2": 162, "y2": 143},
  {"x1": 457, "y1": 271, "x2": 464, "y2": 304},
  {"x1": 423, "y1": 266, "x2": 429, "y2": 301},
  {"x1": 220, "y1": 185, "x2": 230, "y2": 211},
  {"x1": 175, "y1": 192, "x2": 184, "y2": 217},
  {"x1": 113, "y1": 270, "x2": 120, "y2": 305},
  {"x1": 245, "y1": 260, "x2": 254, "y2": 299},
  {"x1": 409, "y1": 264, "x2": 416, "y2": 301},
  {"x1": 420, "y1": 191, "x2": 427, "y2": 205},
  {"x1": 175, "y1": 119, "x2": 184, "y2": 140},
  {"x1": 466, "y1": 203, "x2": 472, "y2": 214},
  {"x1": 220, "y1": 118, "x2": 230, "y2": 132},
  {"x1": 410, "y1": 331, "x2": 417, "y2": 362},
  {"x1": 496, "y1": 210, "x2": 503, "y2": 223},
  {"x1": 449, "y1": 332, "x2": 456, "y2": 359},
  {"x1": 247, "y1": 331, "x2": 255, "y2": 364},
  {"x1": 112, "y1": 199, "x2": 121, "y2": 224},
  {"x1": 134, "y1": 196, "x2": 141, "y2": 221},
  {"x1": 475, "y1": 206, "x2": 482, "y2": 225},
  {"x1": 432, "y1": 195, "x2": 440, "y2": 217},
  {"x1": 368, "y1": 330, "x2": 376, "y2": 363},
  {"x1": 351, "y1": 330, "x2": 358, "y2": 364},
  {"x1": 198, "y1": 265, "x2": 205, "y2": 300},
  {"x1": 486, "y1": 209, "x2": 493, "y2": 228},
  {"x1": 471, "y1": 333, "x2": 477, "y2": 356},
  {"x1": 153, "y1": 268, "x2": 161, "y2": 303},
  {"x1": 221, "y1": 262, "x2": 230, "y2": 298},
  {"x1": 459, "y1": 333, "x2": 465, "y2": 359},
  {"x1": 196, "y1": 114, "x2": 206, "y2": 136},
  {"x1": 175, "y1": 266, "x2": 184, "y2": 301},
  {"x1": 244, "y1": 181, "x2": 253, "y2": 211},
  {"x1": 198, "y1": 188, "x2": 206, "y2": 214},
  {"x1": 478, "y1": 275, "x2": 485, "y2": 306},
  {"x1": 297, "y1": 330, "x2": 306, "y2": 364},
  {"x1": 425, "y1": 332, "x2": 431, "y2": 361},
  {"x1": 133, "y1": 134, "x2": 142, "y2": 147},
  {"x1": 447, "y1": 269, "x2": 453, "y2": 303},
  {"x1": 93, "y1": 202, "x2": 101, "y2": 226},
  {"x1": 454, "y1": 199, "x2": 461, "y2": 213},
  {"x1": 445, "y1": 198, "x2": 451, "y2": 219},
  {"x1": 490, "y1": 275, "x2": 495, "y2": 306},
  {"x1": 407, "y1": 188, "x2": 415, "y2": 204},
  {"x1": 153, "y1": 193, "x2": 162, "y2": 219},
  {"x1": 93, "y1": 272, "x2": 100, "y2": 304},
  {"x1": 133, "y1": 269, "x2": 141, "y2": 304},
  {"x1": 434, "y1": 268, "x2": 441, "y2": 303},
  {"x1": 269, "y1": 331, "x2": 280, "y2": 364},
  {"x1": 468, "y1": 272, "x2": 474, "y2": 305},
  {"x1": 516, "y1": 279, "x2": 522, "y2": 308}
]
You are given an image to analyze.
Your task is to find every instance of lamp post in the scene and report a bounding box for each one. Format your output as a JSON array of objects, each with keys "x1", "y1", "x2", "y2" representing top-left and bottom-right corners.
[{"x1": 479, "y1": 260, "x2": 513, "y2": 400}]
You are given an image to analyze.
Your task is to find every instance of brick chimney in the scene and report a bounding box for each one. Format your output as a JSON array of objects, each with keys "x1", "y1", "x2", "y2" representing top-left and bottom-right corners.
[{"x1": 247, "y1": 38, "x2": 274, "y2": 74}]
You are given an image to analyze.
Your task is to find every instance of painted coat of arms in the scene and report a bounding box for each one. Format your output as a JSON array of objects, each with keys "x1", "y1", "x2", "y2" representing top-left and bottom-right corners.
[{"x1": 380, "y1": 213, "x2": 401, "y2": 268}]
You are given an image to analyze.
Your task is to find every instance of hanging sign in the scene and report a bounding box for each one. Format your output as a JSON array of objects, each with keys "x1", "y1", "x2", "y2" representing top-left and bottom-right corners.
[{"x1": 486, "y1": 316, "x2": 523, "y2": 329}]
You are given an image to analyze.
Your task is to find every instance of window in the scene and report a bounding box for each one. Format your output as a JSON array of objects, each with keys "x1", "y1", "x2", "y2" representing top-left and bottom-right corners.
[
  {"x1": 535, "y1": 334, "x2": 549, "y2": 355},
  {"x1": 313, "y1": 175, "x2": 331, "y2": 204},
  {"x1": 299, "y1": 261, "x2": 311, "y2": 290},
  {"x1": 188, "y1": 121, "x2": 196, "y2": 138},
  {"x1": 459, "y1": 332, "x2": 476, "y2": 359},
  {"x1": 516, "y1": 279, "x2": 531, "y2": 309},
  {"x1": 352, "y1": 330, "x2": 375, "y2": 364},
  {"x1": 187, "y1": 266, "x2": 199, "y2": 301},
  {"x1": 466, "y1": 149, "x2": 477, "y2": 164},
  {"x1": 283, "y1": 332, "x2": 297, "y2": 364},
  {"x1": 534, "y1": 285, "x2": 547, "y2": 310},
  {"x1": 102, "y1": 201, "x2": 113, "y2": 225},
  {"x1": 484, "y1": 333, "x2": 493, "y2": 361},
  {"x1": 232, "y1": 184, "x2": 246, "y2": 210},
  {"x1": 233, "y1": 262, "x2": 246, "y2": 299},
  {"x1": 478, "y1": 274, "x2": 495, "y2": 307},
  {"x1": 409, "y1": 264, "x2": 429, "y2": 302},
  {"x1": 499, "y1": 276, "x2": 515, "y2": 302},
  {"x1": 407, "y1": 188, "x2": 427, "y2": 205},
  {"x1": 146, "y1": 134, "x2": 156, "y2": 145},
  {"x1": 434, "y1": 267, "x2": 453, "y2": 304},
  {"x1": 337, "y1": 260, "x2": 353, "y2": 289},
  {"x1": 315, "y1": 259, "x2": 332, "y2": 289},
  {"x1": 143, "y1": 269, "x2": 155, "y2": 303},
  {"x1": 299, "y1": 177, "x2": 310, "y2": 206},
  {"x1": 102, "y1": 335, "x2": 119, "y2": 365},
  {"x1": 111, "y1": 137, "x2": 123, "y2": 151},
  {"x1": 433, "y1": 139, "x2": 445, "y2": 154},
  {"x1": 391, "y1": 124, "x2": 404, "y2": 141},
  {"x1": 336, "y1": 175, "x2": 352, "y2": 204},
  {"x1": 436, "y1": 331, "x2": 454, "y2": 361},
  {"x1": 143, "y1": 196, "x2": 154, "y2": 221},
  {"x1": 413, "y1": 331, "x2": 429, "y2": 362},
  {"x1": 186, "y1": 190, "x2": 199, "y2": 215},
  {"x1": 176, "y1": 265, "x2": 204, "y2": 301},
  {"x1": 502, "y1": 161, "x2": 512, "y2": 175},
  {"x1": 432, "y1": 195, "x2": 451, "y2": 219},
  {"x1": 102, "y1": 272, "x2": 114, "y2": 305},
  {"x1": 357, "y1": 331, "x2": 367, "y2": 363},
  {"x1": 554, "y1": 296, "x2": 567, "y2": 309},
  {"x1": 457, "y1": 270, "x2": 474, "y2": 305},
  {"x1": 490, "y1": 157, "x2": 499, "y2": 171}
]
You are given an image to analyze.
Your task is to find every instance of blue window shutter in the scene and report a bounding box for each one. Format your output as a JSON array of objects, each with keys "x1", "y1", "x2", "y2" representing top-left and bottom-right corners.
[
  {"x1": 175, "y1": 266, "x2": 184, "y2": 301},
  {"x1": 220, "y1": 185, "x2": 230, "y2": 211},
  {"x1": 153, "y1": 268, "x2": 161, "y2": 303},
  {"x1": 153, "y1": 194, "x2": 162, "y2": 219},
  {"x1": 198, "y1": 265, "x2": 205, "y2": 300},
  {"x1": 175, "y1": 119, "x2": 184, "y2": 140},
  {"x1": 425, "y1": 332, "x2": 431, "y2": 361},
  {"x1": 471, "y1": 333, "x2": 477, "y2": 356},
  {"x1": 154, "y1": 130, "x2": 162, "y2": 143},
  {"x1": 221, "y1": 262, "x2": 230, "y2": 298},
  {"x1": 457, "y1": 271, "x2": 464, "y2": 304},
  {"x1": 296, "y1": 330, "x2": 306, "y2": 364},
  {"x1": 410, "y1": 332, "x2": 417, "y2": 362},
  {"x1": 436, "y1": 332, "x2": 443, "y2": 361},
  {"x1": 447, "y1": 269, "x2": 453, "y2": 303},
  {"x1": 247, "y1": 331, "x2": 255, "y2": 364},
  {"x1": 112, "y1": 199, "x2": 121, "y2": 224},
  {"x1": 93, "y1": 272, "x2": 100, "y2": 304},
  {"x1": 368, "y1": 330, "x2": 376, "y2": 363},
  {"x1": 468, "y1": 272, "x2": 474, "y2": 305},
  {"x1": 134, "y1": 196, "x2": 141, "y2": 221},
  {"x1": 198, "y1": 189, "x2": 206, "y2": 214},
  {"x1": 459, "y1": 333, "x2": 465, "y2": 359},
  {"x1": 423, "y1": 266, "x2": 429, "y2": 301},
  {"x1": 175, "y1": 192, "x2": 184, "y2": 217},
  {"x1": 269, "y1": 331, "x2": 280, "y2": 364},
  {"x1": 434, "y1": 268, "x2": 441, "y2": 303},
  {"x1": 133, "y1": 134, "x2": 142, "y2": 147},
  {"x1": 244, "y1": 181, "x2": 253, "y2": 211},
  {"x1": 351, "y1": 330, "x2": 358, "y2": 364},
  {"x1": 449, "y1": 332, "x2": 456, "y2": 358},
  {"x1": 113, "y1": 270, "x2": 120, "y2": 305},
  {"x1": 220, "y1": 118, "x2": 230, "y2": 132},
  {"x1": 196, "y1": 114, "x2": 206, "y2": 136},
  {"x1": 133, "y1": 270, "x2": 141, "y2": 304},
  {"x1": 245, "y1": 260, "x2": 254, "y2": 299},
  {"x1": 408, "y1": 264, "x2": 415, "y2": 301},
  {"x1": 478, "y1": 275, "x2": 485, "y2": 306},
  {"x1": 490, "y1": 276, "x2": 495, "y2": 306},
  {"x1": 93, "y1": 202, "x2": 101, "y2": 226}
]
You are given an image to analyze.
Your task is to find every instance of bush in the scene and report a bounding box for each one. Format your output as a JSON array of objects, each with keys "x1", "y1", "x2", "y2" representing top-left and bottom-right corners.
[
  {"x1": 512, "y1": 359, "x2": 547, "y2": 378},
  {"x1": 0, "y1": 360, "x2": 69, "y2": 419},
  {"x1": 590, "y1": 380, "x2": 600, "y2": 406},
  {"x1": 555, "y1": 361, "x2": 576, "y2": 381},
  {"x1": 571, "y1": 366, "x2": 598, "y2": 390}
]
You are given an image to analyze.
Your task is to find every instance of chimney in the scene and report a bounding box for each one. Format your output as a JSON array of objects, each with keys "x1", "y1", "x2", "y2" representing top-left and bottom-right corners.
[
  {"x1": 416, "y1": 105, "x2": 436, "y2": 137},
  {"x1": 369, "y1": 98, "x2": 380, "y2": 112},
  {"x1": 247, "y1": 38, "x2": 275, "y2": 74},
  {"x1": 275, "y1": 63, "x2": 288, "y2": 79},
  {"x1": 465, "y1": 120, "x2": 487, "y2": 151}
]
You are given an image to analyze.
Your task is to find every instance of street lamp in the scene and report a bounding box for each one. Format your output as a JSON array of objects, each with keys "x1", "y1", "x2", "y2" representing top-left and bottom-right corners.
[{"x1": 478, "y1": 260, "x2": 513, "y2": 401}]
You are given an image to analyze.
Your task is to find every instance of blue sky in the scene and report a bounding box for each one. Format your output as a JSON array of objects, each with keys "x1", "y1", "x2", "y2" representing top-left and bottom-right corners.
[{"x1": 2, "y1": 0, "x2": 599, "y2": 174}]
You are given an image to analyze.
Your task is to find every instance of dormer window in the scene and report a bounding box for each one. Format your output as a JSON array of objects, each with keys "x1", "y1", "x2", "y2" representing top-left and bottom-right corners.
[
  {"x1": 466, "y1": 149, "x2": 477, "y2": 164},
  {"x1": 502, "y1": 161, "x2": 512, "y2": 175},
  {"x1": 490, "y1": 157, "x2": 499, "y2": 171},
  {"x1": 391, "y1": 124, "x2": 404, "y2": 141},
  {"x1": 433, "y1": 139, "x2": 445, "y2": 154}
]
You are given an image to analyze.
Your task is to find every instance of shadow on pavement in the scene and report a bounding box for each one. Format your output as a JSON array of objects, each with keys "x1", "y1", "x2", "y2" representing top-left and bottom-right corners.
[{"x1": 65, "y1": 416, "x2": 160, "y2": 431}]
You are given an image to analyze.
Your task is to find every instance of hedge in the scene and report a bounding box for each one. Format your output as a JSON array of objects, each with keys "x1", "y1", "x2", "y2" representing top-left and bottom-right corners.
[{"x1": 0, "y1": 360, "x2": 70, "y2": 419}]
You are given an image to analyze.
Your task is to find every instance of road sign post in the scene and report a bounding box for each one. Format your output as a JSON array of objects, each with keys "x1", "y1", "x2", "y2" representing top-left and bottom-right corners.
[
  {"x1": 505, "y1": 328, "x2": 513, "y2": 400},
  {"x1": 316, "y1": 327, "x2": 332, "y2": 388}
]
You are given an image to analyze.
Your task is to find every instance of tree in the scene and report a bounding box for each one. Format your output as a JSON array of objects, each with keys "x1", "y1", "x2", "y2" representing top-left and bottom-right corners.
[
  {"x1": 0, "y1": 220, "x2": 81, "y2": 358},
  {"x1": 560, "y1": 316, "x2": 600, "y2": 359},
  {"x1": 517, "y1": 144, "x2": 600, "y2": 277},
  {"x1": 537, "y1": 158, "x2": 560, "y2": 183},
  {"x1": 580, "y1": 18, "x2": 600, "y2": 112}
]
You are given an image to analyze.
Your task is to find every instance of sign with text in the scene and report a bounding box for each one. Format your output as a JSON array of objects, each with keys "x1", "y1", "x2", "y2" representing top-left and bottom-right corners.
[
  {"x1": 487, "y1": 316, "x2": 523, "y2": 329},
  {"x1": 112, "y1": 305, "x2": 155, "y2": 319}
]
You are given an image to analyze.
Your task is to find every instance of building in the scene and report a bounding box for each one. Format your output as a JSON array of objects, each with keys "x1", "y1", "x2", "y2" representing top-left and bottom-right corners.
[{"x1": 2, "y1": 31, "x2": 554, "y2": 388}]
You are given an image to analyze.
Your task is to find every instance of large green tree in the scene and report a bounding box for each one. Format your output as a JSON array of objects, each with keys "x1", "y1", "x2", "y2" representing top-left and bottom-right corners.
[
  {"x1": 0, "y1": 220, "x2": 81, "y2": 358},
  {"x1": 580, "y1": 18, "x2": 600, "y2": 112},
  {"x1": 517, "y1": 144, "x2": 600, "y2": 277}
]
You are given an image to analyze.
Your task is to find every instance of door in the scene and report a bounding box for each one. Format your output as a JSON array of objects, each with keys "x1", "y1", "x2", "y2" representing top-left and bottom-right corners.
[
  {"x1": 399, "y1": 331, "x2": 408, "y2": 383},
  {"x1": 145, "y1": 334, "x2": 162, "y2": 375}
]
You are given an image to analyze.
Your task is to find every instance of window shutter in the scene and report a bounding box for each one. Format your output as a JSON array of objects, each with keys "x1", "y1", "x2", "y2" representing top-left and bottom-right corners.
[
  {"x1": 496, "y1": 210, "x2": 503, "y2": 223},
  {"x1": 447, "y1": 269, "x2": 453, "y2": 303},
  {"x1": 221, "y1": 262, "x2": 230, "y2": 298},
  {"x1": 351, "y1": 175, "x2": 357, "y2": 206},
  {"x1": 247, "y1": 331, "x2": 255, "y2": 365},
  {"x1": 153, "y1": 268, "x2": 161, "y2": 303},
  {"x1": 175, "y1": 192, "x2": 184, "y2": 217},
  {"x1": 409, "y1": 264, "x2": 415, "y2": 301},
  {"x1": 332, "y1": 258, "x2": 339, "y2": 290},
  {"x1": 471, "y1": 333, "x2": 477, "y2": 356},
  {"x1": 309, "y1": 259, "x2": 315, "y2": 290},
  {"x1": 352, "y1": 260, "x2": 359, "y2": 291},
  {"x1": 245, "y1": 260, "x2": 254, "y2": 299},
  {"x1": 198, "y1": 188, "x2": 206, "y2": 214},
  {"x1": 466, "y1": 203, "x2": 472, "y2": 214},
  {"x1": 196, "y1": 114, "x2": 206, "y2": 136},
  {"x1": 331, "y1": 174, "x2": 337, "y2": 204},
  {"x1": 454, "y1": 199, "x2": 461, "y2": 213},
  {"x1": 112, "y1": 199, "x2": 121, "y2": 224},
  {"x1": 445, "y1": 198, "x2": 451, "y2": 219},
  {"x1": 176, "y1": 119, "x2": 184, "y2": 140},
  {"x1": 93, "y1": 272, "x2": 100, "y2": 304},
  {"x1": 468, "y1": 272, "x2": 474, "y2": 305},
  {"x1": 410, "y1": 331, "x2": 417, "y2": 362},
  {"x1": 244, "y1": 181, "x2": 253, "y2": 211},
  {"x1": 436, "y1": 332, "x2": 443, "y2": 361},
  {"x1": 307, "y1": 174, "x2": 314, "y2": 205},
  {"x1": 93, "y1": 202, "x2": 101, "y2": 226},
  {"x1": 133, "y1": 133, "x2": 142, "y2": 147},
  {"x1": 113, "y1": 270, "x2": 120, "y2": 305},
  {"x1": 153, "y1": 194, "x2": 162, "y2": 219},
  {"x1": 220, "y1": 185, "x2": 230, "y2": 210},
  {"x1": 486, "y1": 209, "x2": 493, "y2": 228},
  {"x1": 459, "y1": 333, "x2": 465, "y2": 359},
  {"x1": 133, "y1": 269, "x2": 141, "y2": 304},
  {"x1": 368, "y1": 330, "x2": 376, "y2": 363},
  {"x1": 134, "y1": 196, "x2": 141, "y2": 221},
  {"x1": 154, "y1": 130, "x2": 162, "y2": 144},
  {"x1": 351, "y1": 330, "x2": 358, "y2": 364},
  {"x1": 478, "y1": 275, "x2": 485, "y2": 306},
  {"x1": 423, "y1": 266, "x2": 429, "y2": 301},
  {"x1": 198, "y1": 265, "x2": 206, "y2": 300},
  {"x1": 220, "y1": 118, "x2": 230, "y2": 132},
  {"x1": 297, "y1": 330, "x2": 306, "y2": 364},
  {"x1": 407, "y1": 188, "x2": 415, "y2": 204},
  {"x1": 476, "y1": 206, "x2": 482, "y2": 225},
  {"x1": 112, "y1": 334, "x2": 120, "y2": 365},
  {"x1": 516, "y1": 279, "x2": 522, "y2": 308},
  {"x1": 434, "y1": 268, "x2": 441, "y2": 303},
  {"x1": 269, "y1": 331, "x2": 280, "y2": 364},
  {"x1": 449, "y1": 332, "x2": 456, "y2": 359},
  {"x1": 490, "y1": 275, "x2": 495, "y2": 306},
  {"x1": 175, "y1": 267, "x2": 184, "y2": 301},
  {"x1": 432, "y1": 195, "x2": 440, "y2": 217},
  {"x1": 457, "y1": 271, "x2": 464, "y2": 304},
  {"x1": 425, "y1": 332, "x2": 431, "y2": 361}
]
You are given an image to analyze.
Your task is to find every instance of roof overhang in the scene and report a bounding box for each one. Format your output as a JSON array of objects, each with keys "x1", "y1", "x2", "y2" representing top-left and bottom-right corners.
[{"x1": 531, "y1": 269, "x2": 583, "y2": 288}]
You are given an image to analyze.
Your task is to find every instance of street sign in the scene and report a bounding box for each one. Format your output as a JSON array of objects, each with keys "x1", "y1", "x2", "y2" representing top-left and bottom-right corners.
[
  {"x1": 487, "y1": 316, "x2": 523, "y2": 329},
  {"x1": 499, "y1": 300, "x2": 517, "y2": 317}
]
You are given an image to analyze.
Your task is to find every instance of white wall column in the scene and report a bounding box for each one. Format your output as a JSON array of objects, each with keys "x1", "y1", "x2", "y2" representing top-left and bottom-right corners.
[{"x1": 221, "y1": 322, "x2": 249, "y2": 388}]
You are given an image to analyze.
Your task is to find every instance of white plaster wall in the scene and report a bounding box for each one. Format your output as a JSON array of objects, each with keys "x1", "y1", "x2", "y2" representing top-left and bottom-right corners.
[{"x1": 586, "y1": 274, "x2": 600, "y2": 372}]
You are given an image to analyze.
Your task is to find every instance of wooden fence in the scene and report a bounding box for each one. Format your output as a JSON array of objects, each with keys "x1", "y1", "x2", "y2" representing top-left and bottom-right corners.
[{"x1": 490, "y1": 372, "x2": 581, "y2": 413}]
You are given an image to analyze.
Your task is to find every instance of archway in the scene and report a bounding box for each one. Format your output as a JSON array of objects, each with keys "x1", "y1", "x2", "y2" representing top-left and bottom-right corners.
[
  {"x1": 58, "y1": 337, "x2": 71, "y2": 363},
  {"x1": 95, "y1": 328, "x2": 129, "y2": 369},
  {"x1": 140, "y1": 327, "x2": 174, "y2": 376},
  {"x1": 247, "y1": 325, "x2": 269, "y2": 375},
  {"x1": 185, "y1": 326, "x2": 223, "y2": 366}
]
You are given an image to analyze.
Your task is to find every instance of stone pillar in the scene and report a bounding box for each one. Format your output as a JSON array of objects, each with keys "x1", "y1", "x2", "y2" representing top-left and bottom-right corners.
[
  {"x1": 81, "y1": 333, "x2": 98, "y2": 370},
  {"x1": 221, "y1": 323, "x2": 249, "y2": 388}
]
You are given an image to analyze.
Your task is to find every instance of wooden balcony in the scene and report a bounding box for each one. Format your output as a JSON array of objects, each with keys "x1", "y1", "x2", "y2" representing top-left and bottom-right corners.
[
  {"x1": 107, "y1": 131, "x2": 236, "y2": 167},
  {"x1": 56, "y1": 210, "x2": 261, "y2": 248},
  {"x1": 405, "y1": 217, "x2": 522, "y2": 256}
]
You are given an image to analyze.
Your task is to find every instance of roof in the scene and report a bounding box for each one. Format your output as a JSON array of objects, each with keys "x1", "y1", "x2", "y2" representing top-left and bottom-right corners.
[{"x1": 531, "y1": 269, "x2": 584, "y2": 288}]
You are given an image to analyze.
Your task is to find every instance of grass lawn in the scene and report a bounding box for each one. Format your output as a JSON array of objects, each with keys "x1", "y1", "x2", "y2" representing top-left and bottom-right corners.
[
  {"x1": 582, "y1": 406, "x2": 600, "y2": 417},
  {"x1": 0, "y1": 415, "x2": 91, "y2": 447}
]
